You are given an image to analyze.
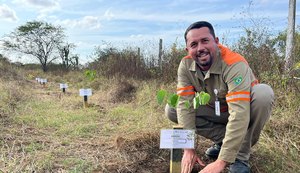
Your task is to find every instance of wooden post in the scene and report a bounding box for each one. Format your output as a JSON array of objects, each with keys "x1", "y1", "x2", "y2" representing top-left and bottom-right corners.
[
  {"x1": 285, "y1": 0, "x2": 296, "y2": 71},
  {"x1": 83, "y1": 95, "x2": 88, "y2": 108},
  {"x1": 62, "y1": 88, "x2": 66, "y2": 93},
  {"x1": 159, "y1": 38, "x2": 163, "y2": 72},
  {"x1": 170, "y1": 126, "x2": 183, "y2": 173}
]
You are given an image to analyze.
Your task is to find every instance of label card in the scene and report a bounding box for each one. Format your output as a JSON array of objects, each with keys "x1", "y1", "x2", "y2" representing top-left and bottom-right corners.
[
  {"x1": 60, "y1": 83, "x2": 68, "y2": 89},
  {"x1": 160, "y1": 129, "x2": 195, "y2": 149},
  {"x1": 41, "y1": 79, "x2": 47, "y2": 83},
  {"x1": 79, "y1": 89, "x2": 92, "y2": 96}
]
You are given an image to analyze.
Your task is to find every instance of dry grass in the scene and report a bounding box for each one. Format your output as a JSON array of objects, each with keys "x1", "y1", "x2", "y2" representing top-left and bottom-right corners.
[{"x1": 0, "y1": 64, "x2": 299, "y2": 173}]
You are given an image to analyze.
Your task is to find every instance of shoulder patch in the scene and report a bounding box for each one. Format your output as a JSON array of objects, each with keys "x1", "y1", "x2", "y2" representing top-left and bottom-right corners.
[
  {"x1": 218, "y1": 44, "x2": 248, "y2": 65},
  {"x1": 233, "y1": 76, "x2": 243, "y2": 85}
]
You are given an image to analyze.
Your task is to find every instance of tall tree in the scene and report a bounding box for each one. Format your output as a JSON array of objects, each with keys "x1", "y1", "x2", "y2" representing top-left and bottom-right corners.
[
  {"x1": 58, "y1": 42, "x2": 76, "y2": 70},
  {"x1": 2, "y1": 21, "x2": 65, "y2": 72}
]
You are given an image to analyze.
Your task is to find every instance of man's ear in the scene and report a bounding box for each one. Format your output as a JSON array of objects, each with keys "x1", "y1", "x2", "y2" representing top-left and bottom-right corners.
[{"x1": 215, "y1": 37, "x2": 219, "y2": 44}]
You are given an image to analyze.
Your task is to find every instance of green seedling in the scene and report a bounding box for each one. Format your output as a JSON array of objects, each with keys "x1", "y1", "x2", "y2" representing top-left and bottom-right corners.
[
  {"x1": 156, "y1": 90, "x2": 210, "y2": 109},
  {"x1": 157, "y1": 89, "x2": 167, "y2": 105},
  {"x1": 84, "y1": 70, "x2": 96, "y2": 81},
  {"x1": 295, "y1": 62, "x2": 300, "y2": 70},
  {"x1": 167, "y1": 93, "x2": 180, "y2": 108},
  {"x1": 193, "y1": 91, "x2": 211, "y2": 109}
]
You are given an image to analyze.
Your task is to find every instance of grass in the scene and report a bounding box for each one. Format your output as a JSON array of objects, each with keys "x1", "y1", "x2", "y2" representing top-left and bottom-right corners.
[
  {"x1": 0, "y1": 66, "x2": 299, "y2": 172},
  {"x1": 0, "y1": 70, "x2": 172, "y2": 172},
  {"x1": 15, "y1": 98, "x2": 101, "y2": 138}
]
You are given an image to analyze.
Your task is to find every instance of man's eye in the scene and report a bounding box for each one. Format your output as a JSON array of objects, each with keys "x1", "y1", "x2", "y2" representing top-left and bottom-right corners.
[
  {"x1": 202, "y1": 39, "x2": 209, "y2": 43},
  {"x1": 190, "y1": 43, "x2": 197, "y2": 48}
]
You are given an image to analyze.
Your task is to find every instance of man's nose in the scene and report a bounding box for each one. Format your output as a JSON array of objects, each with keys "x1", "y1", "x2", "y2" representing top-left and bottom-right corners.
[{"x1": 197, "y1": 43, "x2": 205, "y2": 51}]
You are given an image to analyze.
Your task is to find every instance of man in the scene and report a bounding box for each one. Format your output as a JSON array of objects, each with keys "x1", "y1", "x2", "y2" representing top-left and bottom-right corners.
[{"x1": 165, "y1": 21, "x2": 274, "y2": 173}]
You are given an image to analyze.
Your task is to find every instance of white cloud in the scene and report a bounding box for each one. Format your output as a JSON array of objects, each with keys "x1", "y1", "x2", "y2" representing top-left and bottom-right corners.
[
  {"x1": 78, "y1": 16, "x2": 101, "y2": 29},
  {"x1": 13, "y1": 0, "x2": 60, "y2": 12},
  {"x1": 0, "y1": 4, "x2": 18, "y2": 22},
  {"x1": 56, "y1": 16, "x2": 101, "y2": 30},
  {"x1": 110, "y1": 9, "x2": 236, "y2": 24},
  {"x1": 130, "y1": 34, "x2": 143, "y2": 39},
  {"x1": 104, "y1": 8, "x2": 114, "y2": 20},
  {"x1": 26, "y1": 0, "x2": 58, "y2": 8}
]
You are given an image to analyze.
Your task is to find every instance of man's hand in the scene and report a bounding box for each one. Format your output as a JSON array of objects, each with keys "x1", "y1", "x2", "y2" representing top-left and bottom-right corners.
[
  {"x1": 199, "y1": 159, "x2": 227, "y2": 173},
  {"x1": 181, "y1": 149, "x2": 205, "y2": 173}
]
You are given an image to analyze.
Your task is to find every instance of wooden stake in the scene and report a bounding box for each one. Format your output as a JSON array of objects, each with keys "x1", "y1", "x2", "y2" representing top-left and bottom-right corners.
[
  {"x1": 83, "y1": 95, "x2": 88, "y2": 108},
  {"x1": 170, "y1": 126, "x2": 183, "y2": 173}
]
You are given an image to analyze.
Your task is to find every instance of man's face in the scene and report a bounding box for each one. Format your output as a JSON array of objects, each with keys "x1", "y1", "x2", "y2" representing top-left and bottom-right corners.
[{"x1": 185, "y1": 27, "x2": 219, "y2": 71}]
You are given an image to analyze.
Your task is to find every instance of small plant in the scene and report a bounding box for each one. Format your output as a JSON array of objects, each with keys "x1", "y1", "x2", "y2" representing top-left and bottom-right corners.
[
  {"x1": 295, "y1": 62, "x2": 300, "y2": 70},
  {"x1": 193, "y1": 91, "x2": 211, "y2": 109},
  {"x1": 84, "y1": 70, "x2": 96, "y2": 81},
  {"x1": 157, "y1": 89, "x2": 210, "y2": 108}
]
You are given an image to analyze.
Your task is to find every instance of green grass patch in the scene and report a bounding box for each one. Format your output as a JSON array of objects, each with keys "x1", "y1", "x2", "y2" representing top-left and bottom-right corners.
[
  {"x1": 24, "y1": 141, "x2": 45, "y2": 153},
  {"x1": 14, "y1": 99, "x2": 102, "y2": 138},
  {"x1": 62, "y1": 158, "x2": 93, "y2": 173}
]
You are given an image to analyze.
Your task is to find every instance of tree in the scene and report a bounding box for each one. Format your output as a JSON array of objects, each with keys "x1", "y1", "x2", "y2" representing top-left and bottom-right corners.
[
  {"x1": 57, "y1": 42, "x2": 78, "y2": 70},
  {"x1": 2, "y1": 21, "x2": 65, "y2": 72},
  {"x1": 273, "y1": 28, "x2": 300, "y2": 74}
]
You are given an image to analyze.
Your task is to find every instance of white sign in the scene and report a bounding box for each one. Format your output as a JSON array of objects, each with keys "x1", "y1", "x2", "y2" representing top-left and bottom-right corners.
[
  {"x1": 79, "y1": 89, "x2": 92, "y2": 96},
  {"x1": 37, "y1": 78, "x2": 41, "y2": 83},
  {"x1": 60, "y1": 83, "x2": 68, "y2": 89},
  {"x1": 41, "y1": 79, "x2": 47, "y2": 83},
  {"x1": 35, "y1": 77, "x2": 40, "y2": 81},
  {"x1": 160, "y1": 129, "x2": 195, "y2": 149}
]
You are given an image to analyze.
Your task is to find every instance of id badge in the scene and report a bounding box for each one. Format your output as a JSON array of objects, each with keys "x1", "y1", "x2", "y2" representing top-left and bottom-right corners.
[
  {"x1": 215, "y1": 101, "x2": 220, "y2": 116},
  {"x1": 214, "y1": 89, "x2": 221, "y2": 116}
]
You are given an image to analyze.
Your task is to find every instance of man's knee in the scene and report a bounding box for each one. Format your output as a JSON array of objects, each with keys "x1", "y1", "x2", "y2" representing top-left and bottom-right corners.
[
  {"x1": 165, "y1": 104, "x2": 178, "y2": 123},
  {"x1": 251, "y1": 84, "x2": 274, "y2": 105},
  {"x1": 250, "y1": 83, "x2": 274, "y2": 123}
]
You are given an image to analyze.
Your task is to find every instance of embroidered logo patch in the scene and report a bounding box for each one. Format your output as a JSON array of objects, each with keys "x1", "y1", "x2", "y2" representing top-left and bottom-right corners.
[{"x1": 234, "y1": 76, "x2": 243, "y2": 85}]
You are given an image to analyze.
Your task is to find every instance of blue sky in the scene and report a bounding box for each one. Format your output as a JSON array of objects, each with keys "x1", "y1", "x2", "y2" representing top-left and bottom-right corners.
[{"x1": 0, "y1": 0, "x2": 299, "y2": 64}]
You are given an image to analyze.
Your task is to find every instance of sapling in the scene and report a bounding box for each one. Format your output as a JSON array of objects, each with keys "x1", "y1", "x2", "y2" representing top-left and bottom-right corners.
[
  {"x1": 80, "y1": 70, "x2": 96, "y2": 108},
  {"x1": 84, "y1": 70, "x2": 96, "y2": 81},
  {"x1": 157, "y1": 89, "x2": 210, "y2": 108}
]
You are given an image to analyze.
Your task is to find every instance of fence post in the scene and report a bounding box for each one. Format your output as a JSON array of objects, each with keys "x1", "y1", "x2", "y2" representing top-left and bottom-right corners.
[{"x1": 159, "y1": 38, "x2": 163, "y2": 72}]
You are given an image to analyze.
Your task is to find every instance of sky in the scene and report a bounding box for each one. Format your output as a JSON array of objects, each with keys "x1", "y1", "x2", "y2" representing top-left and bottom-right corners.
[{"x1": 0, "y1": 0, "x2": 299, "y2": 64}]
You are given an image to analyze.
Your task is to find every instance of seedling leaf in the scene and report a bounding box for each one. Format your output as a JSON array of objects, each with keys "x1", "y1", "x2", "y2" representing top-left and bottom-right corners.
[
  {"x1": 184, "y1": 101, "x2": 191, "y2": 109},
  {"x1": 199, "y1": 91, "x2": 211, "y2": 105},
  {"x1": 157, "y1": 89, "x2": 167, "y2": 105},
  {"x1": 193, "y1": 96, "x2": 200, "y2": 109},
  {"x1": 168, "y1": 94, "x2": 180, "y2": 108}
]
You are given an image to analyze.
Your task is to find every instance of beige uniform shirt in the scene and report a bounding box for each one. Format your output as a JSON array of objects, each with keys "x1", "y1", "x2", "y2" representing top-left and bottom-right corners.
[{"x1": 176, "y1": 44, "x2": 258, "y2": 163}]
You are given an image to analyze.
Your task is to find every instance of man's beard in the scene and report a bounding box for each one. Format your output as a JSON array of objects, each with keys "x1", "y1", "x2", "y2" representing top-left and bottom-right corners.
[
  {"x1": 195, "y1": 52, "x2": 213, "y2": 69},
  {"x1": 198, "y1": 57, "x2": 213, "y2": 67}
]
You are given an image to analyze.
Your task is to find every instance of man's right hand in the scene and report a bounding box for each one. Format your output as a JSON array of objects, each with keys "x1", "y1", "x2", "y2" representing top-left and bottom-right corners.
[{"x1": 181, "y1": 149, "x2": 206, "y2": 173}]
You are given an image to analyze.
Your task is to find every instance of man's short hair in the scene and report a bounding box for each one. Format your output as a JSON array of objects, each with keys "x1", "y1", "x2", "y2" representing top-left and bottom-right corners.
[{"x1": 184, "y1": 21, "x2": 216, "y2": 43}]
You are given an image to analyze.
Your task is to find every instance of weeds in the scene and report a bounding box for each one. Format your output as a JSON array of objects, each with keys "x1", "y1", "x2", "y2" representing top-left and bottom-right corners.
[{"x1": 0, "y1": 22, "x2": 299, "y2": 172}]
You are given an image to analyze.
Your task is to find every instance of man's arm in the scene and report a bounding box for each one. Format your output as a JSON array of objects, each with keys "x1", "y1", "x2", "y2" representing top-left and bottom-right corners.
[{"x1": 218, "y1": 61, "x2": 252, "y2": 163}]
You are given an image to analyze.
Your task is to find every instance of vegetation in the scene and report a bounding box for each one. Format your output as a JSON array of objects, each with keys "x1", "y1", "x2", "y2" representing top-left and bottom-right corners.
[
  {"x1": 1, "y1": 21, "x2": 77, "y2": 72},
  {"x1": 0, "y1": 14, "x2": 300, "y2": 173}
]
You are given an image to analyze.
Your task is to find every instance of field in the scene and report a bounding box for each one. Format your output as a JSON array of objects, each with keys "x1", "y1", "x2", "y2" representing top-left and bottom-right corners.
[{"x1": 0, "y1": 63, "x2": 299, "y2": 173}]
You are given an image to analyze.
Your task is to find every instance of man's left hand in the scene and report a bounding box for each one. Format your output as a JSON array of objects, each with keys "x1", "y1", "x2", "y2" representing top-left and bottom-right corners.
[{"x1": 199, "y1": 159, "x2": 227, "y2": 173}]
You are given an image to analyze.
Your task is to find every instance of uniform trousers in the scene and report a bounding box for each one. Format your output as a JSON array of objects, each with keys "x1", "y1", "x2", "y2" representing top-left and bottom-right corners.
[{"x1": 165, "y1": 84, "x2": 274, "y2": 161}]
